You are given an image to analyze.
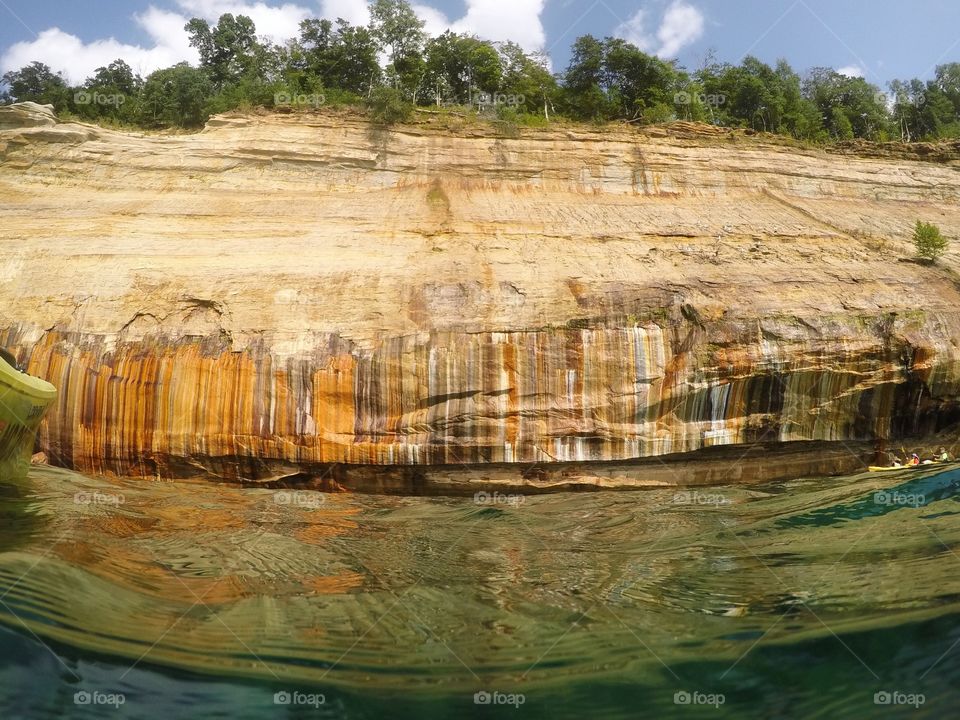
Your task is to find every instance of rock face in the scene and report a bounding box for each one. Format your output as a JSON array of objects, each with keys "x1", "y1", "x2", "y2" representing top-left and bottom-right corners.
[
  {"x1": 0, "y1": 102, "x2": 56, "y2": 130},
  {"x1": 2, "y1": 104, "x2": 960, "y2": 486}
]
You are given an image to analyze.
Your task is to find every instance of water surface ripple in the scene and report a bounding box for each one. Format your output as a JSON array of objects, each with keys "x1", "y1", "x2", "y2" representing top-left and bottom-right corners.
[{"x1": 1, "y1": 466, "x2": 959, "y2": 718}]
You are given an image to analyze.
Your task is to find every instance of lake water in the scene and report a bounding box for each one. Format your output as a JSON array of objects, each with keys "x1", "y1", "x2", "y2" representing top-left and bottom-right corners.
[{"x1": 1, "y1": 464, "x2": 959, "y2": 718}]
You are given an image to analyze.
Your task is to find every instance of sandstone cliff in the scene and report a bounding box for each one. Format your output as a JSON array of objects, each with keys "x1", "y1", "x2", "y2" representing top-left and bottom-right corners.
[{"x1": 2, "y1": 102, "x2": 959, "y2": 487}]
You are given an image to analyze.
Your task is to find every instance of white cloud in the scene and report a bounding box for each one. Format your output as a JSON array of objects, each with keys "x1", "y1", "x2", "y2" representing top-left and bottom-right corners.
[
  {"x1": 656, "y1": 1, "x2": 704, "y2": 58},
  {"x1": 615, "y1": 1, "x2": 705, "y2": 59},
  {"x1": 321, "y1": 0, "x2": 548, "y2": 51},
  {"x1": 175, "y1": 0, "x2": 311, "y2": 44},
  {"x1": 1, "y1": 8, "x2": 197, "y2": 85},
  {"x1": 184, "y1": 0, "x2": 551, "y2": 54},
  {"x1": 836, "y1": 65, "x2": 865, "y2": 78},
  {"x1": 1, "y1": 1, "x2": 311, "y2": 85},
  {"x1": 452, "y1": 0, "x2": 547, "y2": 52},
  {"x1": 1, "y1": 0, "x2": 550, "y2": 88},
  {"x1": 412, "y1": 3, "x2": 451, "y2": 39},
  {"x1": 613, "y1": 9, "x2": 653, "y2": 52},
  {"x1": 137, "y1": 6, "x2": 198, "y2": 64},
  {"x1": 320, "y1": 0, "x2": 370, "y2": 26}
]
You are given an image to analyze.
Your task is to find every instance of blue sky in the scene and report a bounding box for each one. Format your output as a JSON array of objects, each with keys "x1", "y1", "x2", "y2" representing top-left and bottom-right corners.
[{"x1": 1, "y1": 0, "x2": 959, "y2": 87}]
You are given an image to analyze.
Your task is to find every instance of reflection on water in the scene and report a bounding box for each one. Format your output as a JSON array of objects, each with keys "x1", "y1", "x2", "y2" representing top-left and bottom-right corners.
[{"x1": 1, "y1": 465, "x2": 960, "y2": 718}]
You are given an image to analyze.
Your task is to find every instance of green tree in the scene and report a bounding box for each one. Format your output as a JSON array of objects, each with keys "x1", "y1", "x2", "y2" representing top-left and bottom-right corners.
[
  {"x1": 803, "y1": 68, "x2": 889, "y2": 140},
  {"x1": 931, "y1": 63, "x2": 960, "y2": 137},
  {"x1": 925, "y1": 90, "x2": 960, "y2": 138},
  {"x1": 185, "y1": 13, "x2": 260, "y2": 88},
  {"x1": 562, "y1": 35, "x2": 615, "y2": 120},
  {"x1": 366, "y1": 84, "x2": 413, "y2": 124},
  {"x1": 87, "y1": 59, "x2": 140, "y2": 96},
  {"x1": 914, "y1": 221, "x2": 949, "y2": 262},
  {"x1": 72, "y1": 59, "x2": 142, "y2": 122},
  {"x1": 368, "y1": 0, "x2": 426, "y2": 96},
  {"x1": 699, "y1": 60, "x2": 766, "y2": 129},
  {"x1": 561, "y1": 35, "x2": 680, "y2": 123},
  {"x1": 422, "y1": 32, "x2": 457, "y2": 105},
  {"x1": 919, "y1": 67, "x2": 960, "y2": 139},
  {"x1": 297, "y1": 18, "x2": 381, "y2": 95},
  {"x1": 890, "y1": 78, "x2": 926, "y2": 141},
  {"x1": 368, "y1": 0, "x2": 424, "y2": 64},
  {"x1": 829, "y1": 105, "x2": 854, "y2": 139},
  {"x1": 138, "y1": 63, "x2": 212, "y2": 128},
  {"x1": 602, "y1": 37, "x2": 681, "y2": 122},
  {"x1": 934, "y1": 63, "x2": 960, "y2": 116},
  {"x1": 497, "y1": 42, "x2": 558, "y2": 119},
  {"x1": 692, "y1": 57, "x2": 825, "y2": 138},
  {"x1": 0, "y1": 62, "x2": 70, "y2": 107},
  {"x1": 890, "y1": 68, "x2": 960, "y2": 141},
  {"x1": 423, "y1": 32, "x2": 502, "y2": 106},
  {"x1": 774, "y1": 60, "x2": 824, "y2": 139}
]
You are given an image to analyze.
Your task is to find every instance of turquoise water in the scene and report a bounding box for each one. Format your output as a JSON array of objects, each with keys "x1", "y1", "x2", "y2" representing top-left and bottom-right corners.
[{"x1": 1, "y1": 465, "x2": 959, "y2": 718}]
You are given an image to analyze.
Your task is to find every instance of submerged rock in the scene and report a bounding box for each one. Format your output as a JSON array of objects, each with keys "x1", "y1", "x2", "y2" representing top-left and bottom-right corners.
[{"x1": 1, "y1": 110, "x2": 959, "y2": 486}]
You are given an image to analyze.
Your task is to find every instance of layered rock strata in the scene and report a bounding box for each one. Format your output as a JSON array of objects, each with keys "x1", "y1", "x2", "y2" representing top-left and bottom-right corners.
[{"x1": 2, "y1": 103, "x2": 959, "y2": 485}]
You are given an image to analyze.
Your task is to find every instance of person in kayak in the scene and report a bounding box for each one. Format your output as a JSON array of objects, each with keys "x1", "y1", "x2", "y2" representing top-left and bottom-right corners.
[{"x1": 909, "y1": 453, "x2": 921, "y2": 466}]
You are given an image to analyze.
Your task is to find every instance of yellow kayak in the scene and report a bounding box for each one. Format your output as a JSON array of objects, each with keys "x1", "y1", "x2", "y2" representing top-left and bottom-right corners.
[
  {"x1": 868, "y1": 461, "x2": 952, "y2": 472},
  {"x1": 0, "y1": 349, "x2": 57, "y2": 481}
]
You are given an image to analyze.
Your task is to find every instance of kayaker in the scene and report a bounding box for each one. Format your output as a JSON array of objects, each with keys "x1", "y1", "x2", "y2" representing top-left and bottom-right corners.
[
  {"x1": 938, "y1": 447, "x2": 951, "y2": 462},
  {"x1": 890, "y1": 454, "x2": 904, "y2": 467},
  {"x1": 910, "y1": 453, "x2": 921, "y2": 466}
]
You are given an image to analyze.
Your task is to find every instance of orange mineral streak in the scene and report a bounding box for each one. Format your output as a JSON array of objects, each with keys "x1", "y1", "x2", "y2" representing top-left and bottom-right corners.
[
  {"x1": 4, "y1": 110, "x2": 960, "y2": 483},
  {"x1": 311, "y1": 355, "x2": 357, "y2": 457},
  {"x1": 8, "y1": 315, "x2": 960, "y2": 481}
]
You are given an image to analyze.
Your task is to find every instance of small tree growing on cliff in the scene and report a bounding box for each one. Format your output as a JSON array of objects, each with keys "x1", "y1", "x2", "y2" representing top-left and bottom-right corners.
[
  {"x1": 914, "y1": 221, "x2": 949, "y2": 262},
  {"x1": 366, "y1": 85, "x2": 413, "y2": 124}
]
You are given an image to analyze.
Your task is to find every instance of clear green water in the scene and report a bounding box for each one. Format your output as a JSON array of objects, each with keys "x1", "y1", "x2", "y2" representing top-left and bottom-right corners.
[{"x1": 1, "y1": 465, "x2": 960, "y2": 718}]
